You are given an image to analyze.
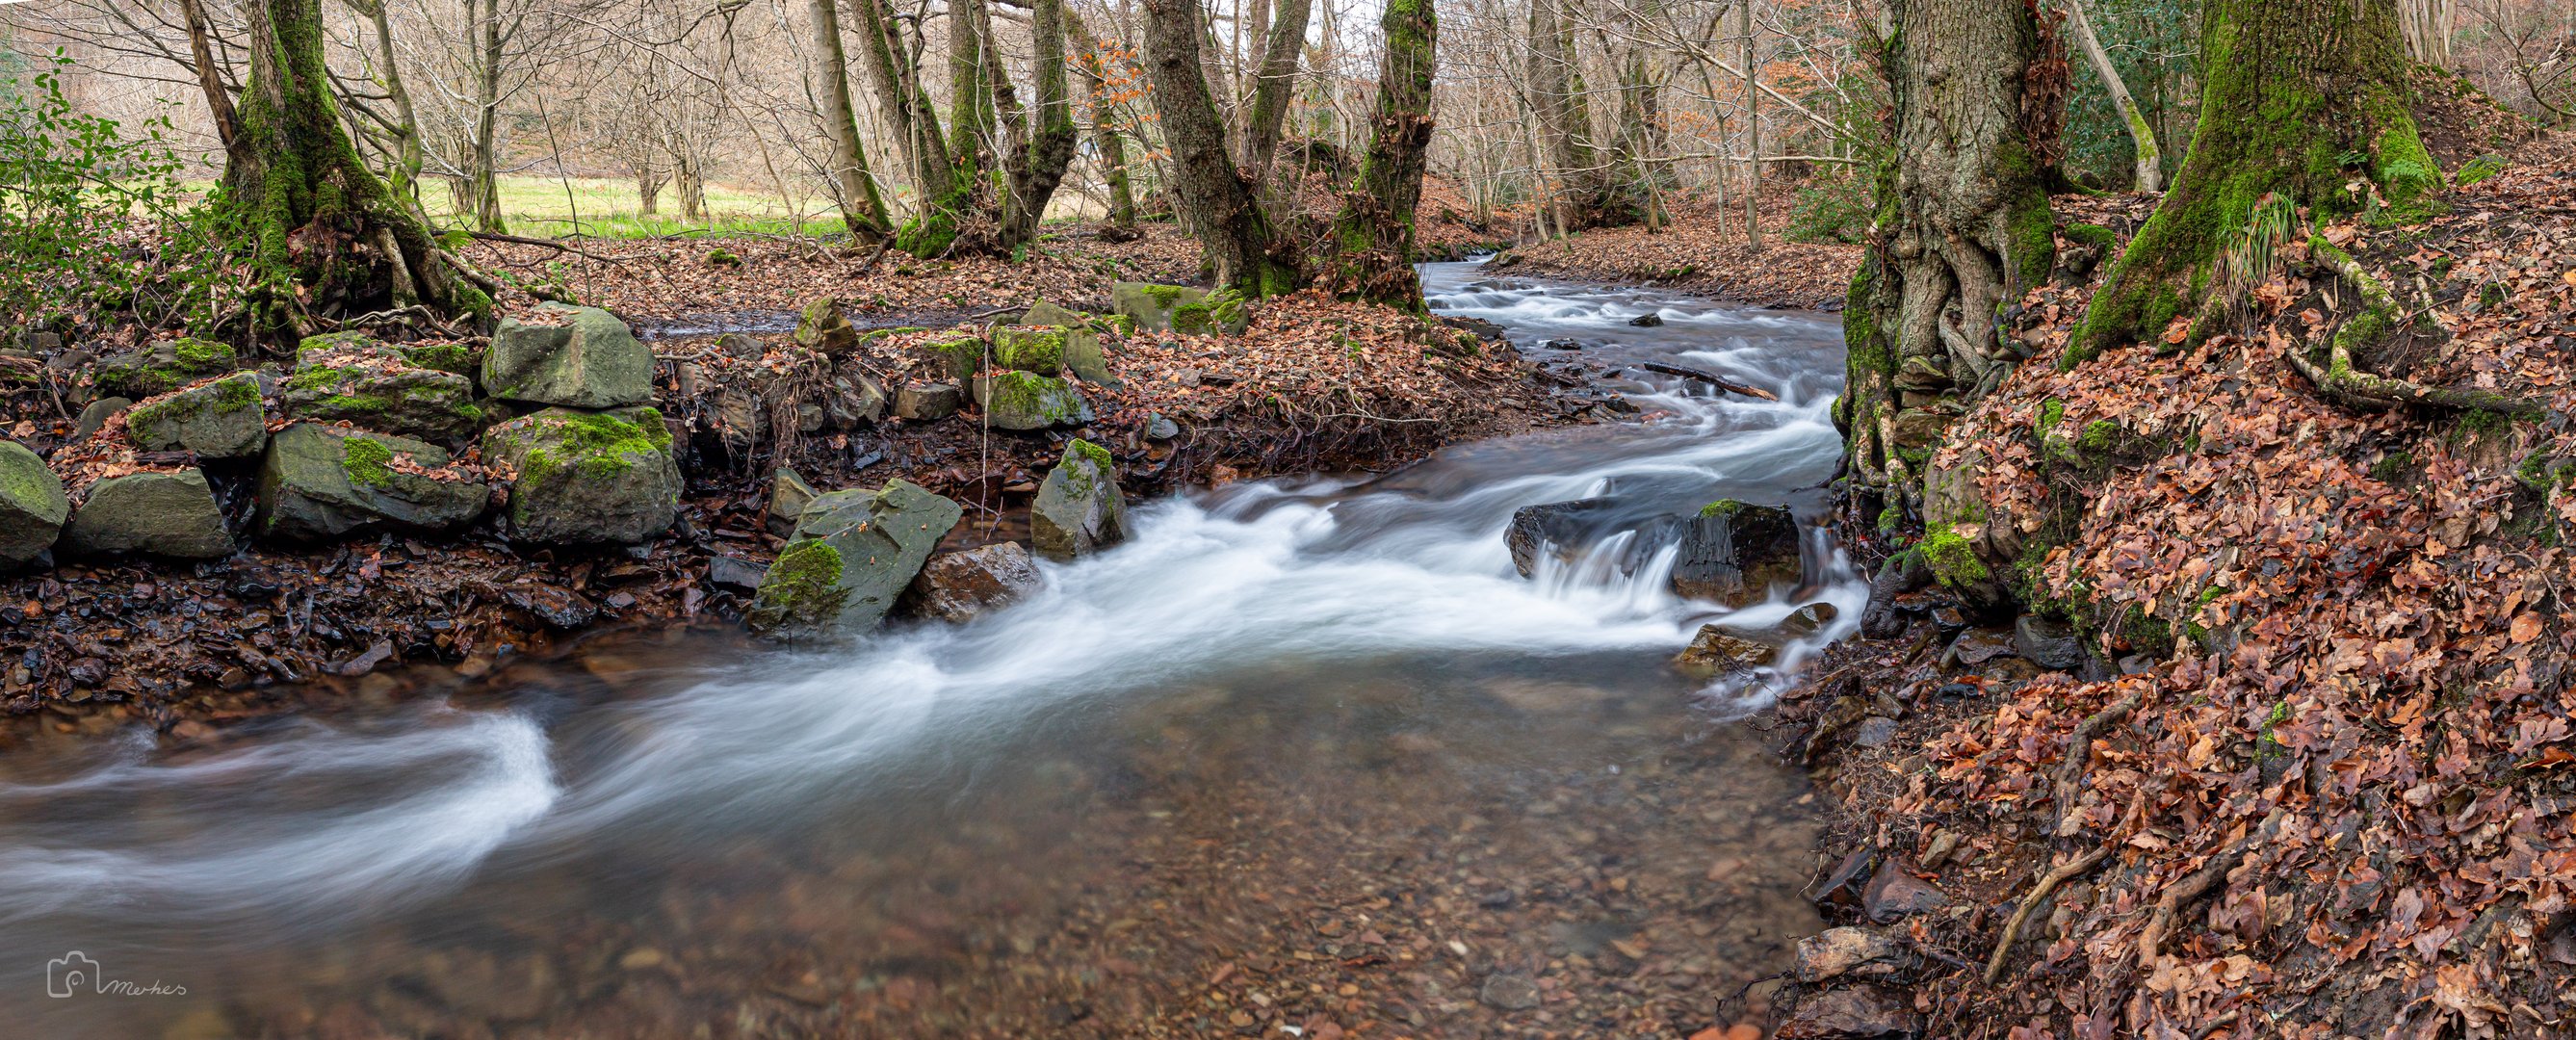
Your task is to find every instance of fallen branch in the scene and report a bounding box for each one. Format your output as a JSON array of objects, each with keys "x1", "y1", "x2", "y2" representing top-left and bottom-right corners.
[
  {"x1": 1985, "y1": 845, "x2": 2110, "y2": 983},
  {"x1": 1638, "y1": 360, "x2": 1779, "y2": 401},
  {"x1": 2137, "y1": 809, "x2": 2286, "y2": 969},
  {"x1": 2286, "y1": 237, "x2": 2552, "y2": 420},
  {"x1": 2053, "y1": 690, "x2": 2143, "y2": 836}
]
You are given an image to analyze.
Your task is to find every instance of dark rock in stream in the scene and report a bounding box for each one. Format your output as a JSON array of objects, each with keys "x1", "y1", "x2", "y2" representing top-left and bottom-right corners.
[
  {"x1": 906, "y1": 541, "x2": 1043, "y2": 622},
  {"x1": 1627, "y1": 313, "x2": 1665, "y2": 327},
  {"x1": 1477, "y1": 973, "x2": 1543, "y2": 1011},
  {"x1": 707, "y1": 554, "x2": 768, "y2": 593},
  {"x1": 1670, "y1": 501, "x2": 1801, "y2": 607}
]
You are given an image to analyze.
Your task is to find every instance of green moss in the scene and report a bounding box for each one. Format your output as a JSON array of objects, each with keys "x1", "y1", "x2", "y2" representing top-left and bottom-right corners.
[
  {"x1": 2036, "y1": 398, "x2": 2066, "y2": 435},
  {"x1": 2005, "y1": 191, "x2": 2059, "y2": 289},
  {"x1": 2078, "y1": 420, "x2": 2121, "y2": 455},
  {"x1": 1699, "y1": 499, "x2": 1748, "y2": 519},
  {"x1": 1843, "y1": 262, "x2": 1892, "y2": 377},
  {"x1": 707, "y1": 247, "x2": 742, "y2": 267},
  {"x1": 298, "y1": 331, "x2": 378, "y2": 356},
  {"x1": 342, "y1": 434, "x2": 396, "y2": 488},
  {"x1": 924, "y1": 333, "x2": 985, "y2": 378},
  {"x1": 172, "y1": 337, "x2": 236, "y2": 369},
  {"x1": 2455, "y1": 155, "x2": 2508, "y2": 188},
  {"x1": 319, "y1": 393, "x2": 390, "y2": 415},
  {"x1": 1920, "y1": 526, "x2": 1990, "y2": 588},
  {"x1": 401, "y1": 343, "x2": 474, "y2": 375},
  {"x1": 1141, "y1": 284, "x2": 1188, "y2": 307},
  {"x1": 284, "y1": 366, "x2": 349, "y2": 393},
  {"x1": 982, "y1": 371, "x2": 1080, "y2": 423},
  {"x1": 994, "y1": 327, "x2": 1067, "y2": 374},
  {"x1": 748, "y1": 539, "x2": 849, "y2": 631},
  {"x1": 2060, "y1": 223, "x2": 2117, "y2": 251},
  {"x1": 2371, "y1": 450, "x2": 2415, "y2": 483}
]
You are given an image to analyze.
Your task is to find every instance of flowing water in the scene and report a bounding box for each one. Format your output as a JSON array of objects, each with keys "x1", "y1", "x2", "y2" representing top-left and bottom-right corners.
[{"x1": 0, "y1": 264, "x2": 1858, "y2": 1037}]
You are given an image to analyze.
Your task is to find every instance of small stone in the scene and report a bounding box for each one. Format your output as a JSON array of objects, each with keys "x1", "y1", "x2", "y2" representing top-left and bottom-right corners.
[
  {"x1": 2014, "y1": 613, "x2": 2086, "y2": 671},
  {"x1": 748, "y1": 480, "x2": 964, "y2": 636},
  {"x1": 972, "y1": 371, "x2": 1093, "y2": 430},
  {"x1": 1781, "y1": 601, "x2": 1840, "y2": 638},
  {"x1": 497, "y1": 584, "x2": 599, "y2": 629},
  {"x1": 481, "y1": 406, "x2": 680, "y2": 545},
  {"x1": 1477, "y1": 973, "x2": 1542, "y2": 1011},
  {"x1": 1673, "y1": 624, "x2": 1778, "y2": 678},
  {"x1": 0, "y1": 439, "x2": 69, "y2": 569},
  {"x1": 1948, "y1": 627, "x2": 2017, "y2": 665},
  {"x1": 73, "y1": 398, "x2": 131, "y2": 440},
  {"x1": 125, "y1": 372, "x2": 268, "y2": 457},
  {"x1": 483, "y1": 302, "x2": 653, "y2": 408},
  {"x1": 1861, "y1": 859, "x2": 1949, "y2": 923},
  {"x1": 905, "y1": 541, "x2": 1044, "y2": 622},
  {"x1": 1793, "y1": 927, "x2": 1910, "y2": 983},
  {"x1": 1145, "y1": 414, "x2": 1180, "y2": 440},
  {"x1": 1627, "y1": 313, "x2": 1664, "y2": 326},
  {"x1": 793, "y1": 297, "x2": 861, "y2": 355},
  {"x1": 1109, "y1": 281, "x2": 1209, "y2": 333},
  {"x1": 1850, "y1": 716, "x2": 1899, "y2": 748},
  {"x1": 769, "y1": 467, "x2": 819, "y2": 537},
  {"x1": 256, "y1": 424, "x2": 487, "y2": 540},
  {"x1": 1670, "y1": 500, "x2": 1802, "y2": 607}
]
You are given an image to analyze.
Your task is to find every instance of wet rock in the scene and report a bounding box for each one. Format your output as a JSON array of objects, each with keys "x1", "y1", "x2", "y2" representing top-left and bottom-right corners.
[
  {"x1": 1506, "y1": 497, "x2": 1615, "y2": 577},
  {"x1": 1144, "y1": 413, "x2": 1180, "y2": 440},
  {"x1": 1110, "y1": 281, "x2": 1207, "y2": 333},
  {"x1": 906, "y1": 541, "x2": 1044, "y2": 622},
  {"x1": 1862, "y1": 860, "x2": 1949, "y2": 923},
  {"x1": 483, "y1": 301, "x2": 653, "y2": 408},
  {"x1": 1671, "y1": 500, "x2": 1801, "y2": 606},
  {"x1": 1777, "y1": 984, "x2": 1920, "y2": 1038},
  {"x1": 1794, "y1": 927, "x2": 1911, "y2": 983},
  {"x1": 1627, "y1": 313, "x2": 1664, "y2": 326},
  {"x1": 92, "y1": 336, "x2": 237, "y2": 399},
  {"x1": 497, "y1": 584, "x2": 600, "y2": 629},
  {"x1": 1542, "y1": 337, "x2": 1583, "y2": 351},
  {"x1": 124, "y1": 372, "x2": 268, "y2": 457},
  {"x1": 73, "y1": 397, "x2": 131, "y2": 440},
  {"x1": 1673, "y1": 624, "x2": 1778, "y2": 678},
  {"x1": 481, "y1": 406, "x2": 680, "y2": 545},
  {"x1": 793, "y1": 297, "x2": 861, "y2": 355},
  {"x1": 1477, "y1": 972, "x2": 1543, "y2": 1011},
  {"x1": 0, "y1": 439, "x2": 70, "y2": 569},
  {"x1": 2014, "y1": 614, "x2": 2085, "y2": 672},
  {"x1": 1808, "y1": 845, "x2": 1877, "y2": 906},
  {"x1": 1946, "y1": 627, "x2": 2017, "y2": 666},
  {"x1": 1030, "y1": 438, "x2": 1132, "y2": 559},
  {"x1": 896, "y1": 381, "x2": 964, "y2": 421},
  {"x1": 707, "y1": 554, "x2": 768, "y2": 592},
  {"x1": 63, "y1": 469, "x2": 231, "y2": 559},
  {"x1": 768, "y1": 467, "x2": 819, "y2": 537},
  {"x1": 972, "y1": 371, "x2": 1093, "y2": 430},
  {"x1": 1851, "y1": 716, "x2": 1899, "y2": 748},
  {"x1": 257, "y1": 424, "x2": 488, "y2": 540},
  {"x1": 1860, "y1": 555, "x2": 1931, "y2": 638},
  {"x1": 1782, "y1": 601, "x2": 1840, "y2": 638},
  {"x1": 748, "y1": 479, "x2": 963, "y2": 636}
]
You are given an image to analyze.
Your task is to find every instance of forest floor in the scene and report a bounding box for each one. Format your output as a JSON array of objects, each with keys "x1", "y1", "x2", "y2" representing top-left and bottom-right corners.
[
  {"x1": 0, "y1": 216, "x2": 1570, "y2": 742},
  {"x1": 1774, "y1": 128, "x2": 2576, "y2": 1037},
  {"x1": 1483, "y1": 189, "x2": 1863, "y2": 310}
]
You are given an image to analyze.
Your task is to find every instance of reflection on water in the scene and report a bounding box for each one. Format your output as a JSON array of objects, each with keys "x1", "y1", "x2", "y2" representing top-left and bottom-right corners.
[{"x1": 0, "y1": 263, "x2": 1852, "y2": 1036}]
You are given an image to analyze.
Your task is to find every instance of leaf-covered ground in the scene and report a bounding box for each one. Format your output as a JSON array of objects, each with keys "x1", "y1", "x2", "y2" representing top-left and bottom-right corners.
[
  {"x1": 1789, "y1": 130, "x2": 2576, "y2": 1039},
  {"x1": 1480, "y1": 193, "x2": 1863, "y2": 310}
]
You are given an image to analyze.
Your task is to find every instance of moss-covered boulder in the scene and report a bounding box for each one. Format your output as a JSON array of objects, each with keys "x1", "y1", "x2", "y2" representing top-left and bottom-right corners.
[
  {"x1": 1022, "y1": 300, "x2": 1092, "y2": 329},
  {"x1": 481, "y1": 406, "x2": 680, "y2": 545},
  {"x1": 747, "y1": 479, "x2": 963, "y2": 636},
  {"x1": 1110, "y1": 282, "x2": 1206, "y2": 333},
  {"x1": 1171, "y1": 288, "x2": 1251, "y2": 335},
  {"x1": 483, "y1": 302, "x2": 653, "y2": 409},
  {"x1": 918, "y1": 332, "x2": 985, "y2": 381},
  {"x1": 92, "y1": 337, "x2": 237, "y2": 399},
  {"x1": 283, "y1": 350, "x2": 482, "y2": 441},
  {"x1": 124, "y1": 373, "x2": 268, "y2": 458},
  {"x1": 971, "y1": 371, "x2": 1092, "y2": 430},
  {"x1": 62, "y1": 469, "x2": 231, "y2": 559},
  {"x1": 298, "y1": 331, "x2": 478, "y2": 376},
  {"x1": 1670, "y1": 500, "x2": 1802, "y2": 607},
  {"x1": 256, "y1": 424, "x2": 488, "y2": 540},
  {"x1": 895, "y1": 381, "x2": 964, "y2": 421},
  {"x1": 794, "y1": 297, "x2": 861, "y2": 355},
  {"x1": 1030, "y1": 438, "x2": 1132, "y2": 559},
  {"x1": 992, "y1": 326, "x2": 1067, "y2": 376},
  {"x1": 0, "y1": 439, "x2": 69, "y2": 569}
]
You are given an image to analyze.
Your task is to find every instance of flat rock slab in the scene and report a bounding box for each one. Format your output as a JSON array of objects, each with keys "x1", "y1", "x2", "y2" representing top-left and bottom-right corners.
[
  {"x1": 64, "y1": 469, "x2": 230, "y2": 559},
  {"x1": 257, "y1": 424, "x2": 488, "y2": 540}
]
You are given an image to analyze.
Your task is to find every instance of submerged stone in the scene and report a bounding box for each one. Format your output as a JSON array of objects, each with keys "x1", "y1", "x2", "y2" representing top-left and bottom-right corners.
[{"x1": 1672, "y1": 624, "x2": 1779, "y2": 679}]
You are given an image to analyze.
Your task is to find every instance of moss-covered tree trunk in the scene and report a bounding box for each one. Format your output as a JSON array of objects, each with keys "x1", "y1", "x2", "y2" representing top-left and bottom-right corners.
[
  {"x1": 1838, "y1": 0, "x2": 2057, "y2": 522},
  {"x1": 808, "y1": 0, "x2": 892, "y2": 242},
  {"x1": 998, "y1": 0, "x2": 1078, "y2": 250},
  {"x1": 225, "y1": 0, "x2": 489, "y2": 337},
  {"x1": 1523, "y1": 0, "x2": 1608, "y2": 234},
  {"x1": 2067, "y1": 0, "x2": 2435, "y2": 363},
  {"x1": 1139, "y1": 0, "x2": 1302, "y2": 296},
  {"x1": 1074, "y1": 29, "x2": 1139, "y2": 238},
  {"x1": 1321, "y1": 0, "x2": 1436, "y2": 310},
  {"x1": 1239, "y1": 0, "x2": 1315, "y2": 185}
]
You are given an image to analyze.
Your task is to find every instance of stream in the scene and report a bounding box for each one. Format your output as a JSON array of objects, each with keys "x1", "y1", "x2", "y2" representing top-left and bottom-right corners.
[{"x1": 0, "y1": 262, "x2": 1859, "y2": 1037}]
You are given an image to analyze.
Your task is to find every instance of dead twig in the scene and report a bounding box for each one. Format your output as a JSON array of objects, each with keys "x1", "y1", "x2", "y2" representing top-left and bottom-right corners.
[
  {"x1": 1984, "y1": 845, "x2": 2111, "y2": 983},
  {"x1": 1637, "y1": 360, "x2": 1779, "y2": 401}
]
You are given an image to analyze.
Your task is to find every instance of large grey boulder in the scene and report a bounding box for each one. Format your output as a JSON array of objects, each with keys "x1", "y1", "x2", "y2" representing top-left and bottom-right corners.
[
  {"x1": 481, "y1": 406, "x2": 680, "y2": 545},
  {"x1": 0, "y1": 440, "x2": 69, "y2": 568},
  {"x1": 748, "y1": 479, "x2": 963, "y2": 636},
  {"x1": 91, "y1": 337, "x2": 237, "y2": 399},
  {"x1": 482, "y1": 302, "x2": 653, "y2": 408},
  {"x1": 971, "y1": 371, "x2": 1092, "y2": 430},
  {"x1": 124, "y1": 372, "x2": 268, "y2": 457},
  {"x1": 63, "y1": 469, "x2": 230, "y2": 559},
  {"x1": 1110, "y1": 282, "x2": 1205, "y2": 333},
  {"x1": 905, "y1": 541, "x2": 1044, "y2": 622},
  {"x1": 1030, "y1": 439, "x2": 1132, "y2": 559},
  {"x1": 256, "y1": 424, "x2": 487, "y2": 540},
  {"x1": 284, "y1": 348, "x2": 481, "y2": 440},
  {"x1": 1670, "y1": 500, "x2": 1802, "y2": 607}
]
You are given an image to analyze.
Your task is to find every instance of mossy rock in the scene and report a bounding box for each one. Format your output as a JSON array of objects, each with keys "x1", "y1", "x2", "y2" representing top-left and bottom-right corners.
[
  {"x1": 0, "y1": 439, "x2": 69, "y2": 568},
  {"x1": 125, "y1": 372, "x2": 268, "y2": 458},
  {"x1": 1031, "y1": 438, "x2": 1132, "y2": 559},
  {"x1": 481, "y1": 406, "x2": 680, "y2": 545},
  {"x1": 256, "y1": 424, "x2": 488, "y2": 540},
  {"x1": 300, "y1": 333, "x2": 481, "y2": 377},
  {"x1": 919, "y1": 333, "x2": 985, "y2": 380},
  {"x1": 62, "y1": 469, "x2": 231, "y2": 559},
  {"x1": 1109, "y1": 281, "x2": 1208, "y2": 333},
  {"x1": 1022, "y1": 300, "x2": 1093, "y2": 329},
  {"x1": 483, "y1": 302, "x2": 653, "y2": 408},
  {"x1": 794, "y1": 297, "x2": 861, "y2": 355},
  {"x1": 992, "y1": 326, "x2": 1067, "y2": 376},
  {"x1": 747, "y1": 478, "x2": 964, "y2": 637},
  {"x1": 1171, "y1": 288, "x2": 1251, "y2": 335},
  {"x1": 971, "y1": 372, "x2": 1093, "y2": 430},
  {"x1": 92, "y1": 337, "x2": 238, "y2": 399},
  {"x1": 283, "y1": 351, "x2": 483, "y2": 441}
]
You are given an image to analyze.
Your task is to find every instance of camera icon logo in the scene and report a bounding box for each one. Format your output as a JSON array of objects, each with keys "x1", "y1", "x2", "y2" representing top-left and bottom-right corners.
[{"x1": 48, "y1": 951, "x2": 97, "y2": 998}]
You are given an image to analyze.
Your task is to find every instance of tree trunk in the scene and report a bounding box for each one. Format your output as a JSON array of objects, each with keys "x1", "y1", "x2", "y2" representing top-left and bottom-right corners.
[
  {"x1": 470, "y1": 0, "x2": 507, "y2": 232},
  {"x1": 809, "y1": 0, "x2": 892, "y2": 241},
  {"x1": 225, "y1": 0, "x2": 489, "y2": 337},
  {"x1": 178, "y1": 0, "x2": 241, "y2": 152},
  {"x1": 2064, "y1": 0, "x2": 2162, "y2": 192},
  {"x1": 1240, "y1": 0, "x2": 1314, "y2": 183},
  {"x1": 2069, "y1": 0, "x2": 2436, "y2": 363},
  {"x1": 1524, "y1": 0, "x2": 1603, "y2": 233},
  {"x1": 889, "y1": 0, "x2": 995, "y2": 255},
  {"x1": 1741, "y1": 0, "x2": 1760, "y2": 251},
  {"x1": 1321, "y1": 0, "x2": 1436, "y2": 309},
  {"x1": 1073, "y1": 24, "x2": 1139, "y2": 235},
  {"x1": 1839, "y1": 0, "x2": 2057, "y2": 519},
  {"x1": 1139, "y1": 0, "x2": 1300, "y2": 295},
  {"x1": 999, "y1": 0, "x2": 1079, "y2": 248}
]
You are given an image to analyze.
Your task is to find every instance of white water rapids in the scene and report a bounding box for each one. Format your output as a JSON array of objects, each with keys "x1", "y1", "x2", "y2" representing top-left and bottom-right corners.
[{"x1": 0, "y1": 263, "x2": 1860, "y2": 1032}]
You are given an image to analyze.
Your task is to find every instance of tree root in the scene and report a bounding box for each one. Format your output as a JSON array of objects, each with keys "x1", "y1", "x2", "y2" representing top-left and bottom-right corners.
[
  {"x1": 1985, "y1": 845, "x2": 2110, "y2": 983},
  {"x1": 2053, "y1": 690, "x2": 2142, "y2": 836},
  {"x1": 2286, "y1": 238, "x2": 2551, "y2": 420},
  {"x1": 2137, "y1": 808, "x2": 2286, "y2": 969}
]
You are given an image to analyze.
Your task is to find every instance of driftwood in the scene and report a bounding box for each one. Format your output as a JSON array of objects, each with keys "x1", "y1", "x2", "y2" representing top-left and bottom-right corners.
[{"x1": 1637, "y1": 360, "x2": 1778, "y2": 401}]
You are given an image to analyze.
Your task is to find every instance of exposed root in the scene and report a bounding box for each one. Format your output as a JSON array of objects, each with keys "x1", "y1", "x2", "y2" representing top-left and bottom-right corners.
[
  {"x1": 2052, "y1": 690, "x2": 2142, "y2": 836},
  {"x1": 2137, "y1": 809, "x2": 2285, "y2": 969},
  {"x1": 2286, "y1": 237, "x2": 2551, "y2": 420},
  {"x1": 1984, "y1": 846, "x2": 2109, "y2": 984}
]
